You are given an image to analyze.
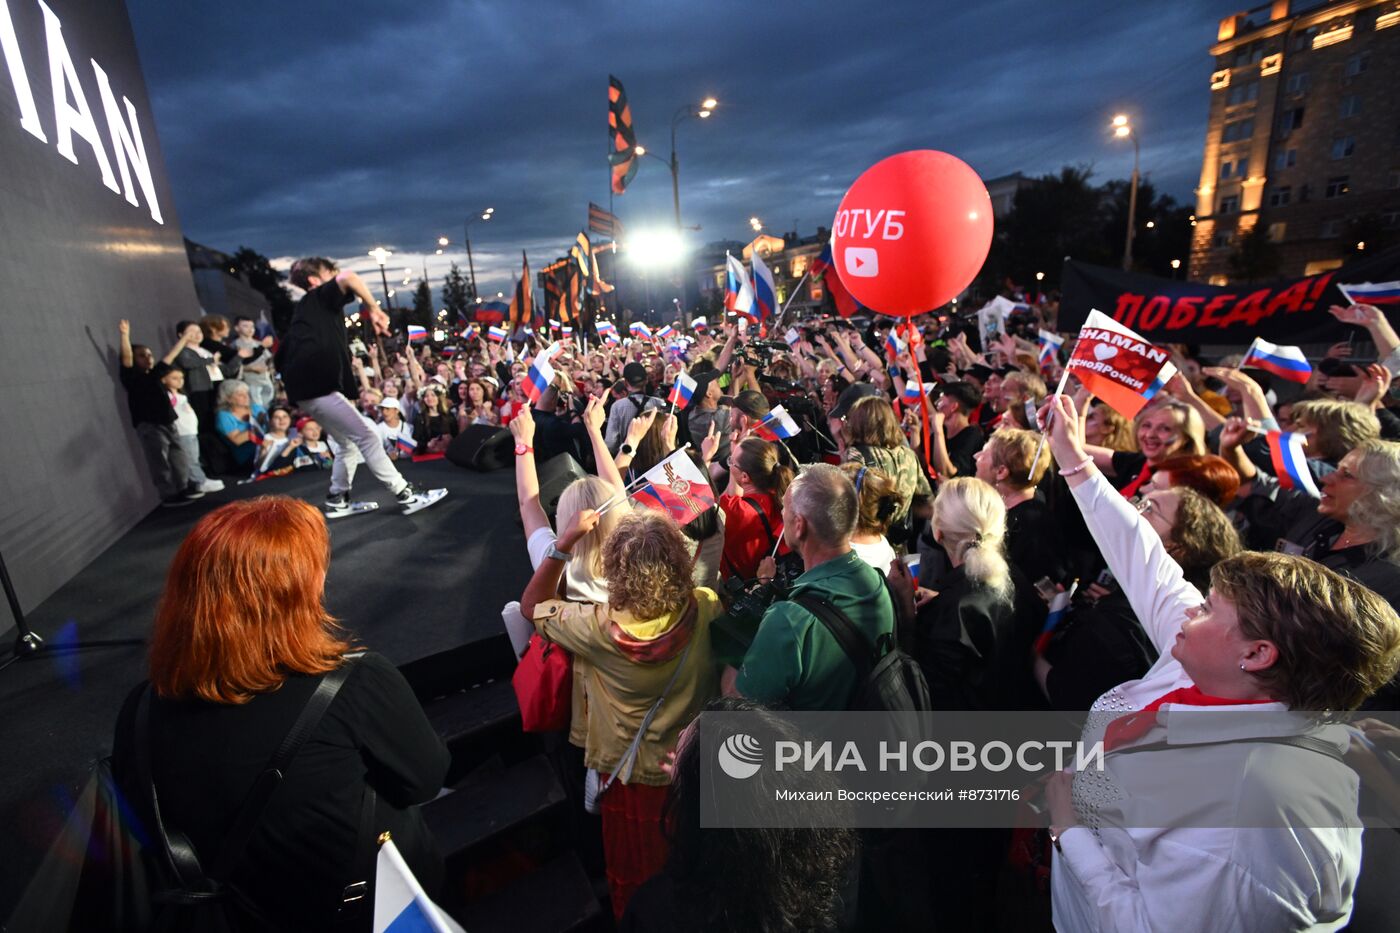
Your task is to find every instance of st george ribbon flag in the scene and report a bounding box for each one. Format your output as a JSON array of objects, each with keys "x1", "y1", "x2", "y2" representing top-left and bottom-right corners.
[
  {"x1": 1065, "y1": 309, "x2": 1177, "y2": 419},
  {"x1": 374, "y1": 838, "x2": 465, "y2": 933},
  {"x1": 1241, "y1": 337, "x2": 1312, "y2": 383},
  {"x1": 631, "y1": 448, "x2": 717, "y2": 526}
]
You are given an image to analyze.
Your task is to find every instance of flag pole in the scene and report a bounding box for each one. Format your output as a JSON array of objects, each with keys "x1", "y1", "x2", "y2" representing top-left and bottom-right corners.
[
  {"x1": 774, "y1": 270, "x2": 810, "y2": 332},
  {"x1": 1030, "y1": 365, "x2": 1074, "y2": 481},
  {"x1": 596, "y1": 444, "x2": 693, "y2": 515}
]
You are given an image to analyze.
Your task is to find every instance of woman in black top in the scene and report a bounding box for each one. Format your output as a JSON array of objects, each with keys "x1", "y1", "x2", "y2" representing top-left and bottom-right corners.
[
  {"x1": 112, "y1": 497, "x2": 449, "y2": 931},
  {"x1": 414, "y1": 386, "x2": 459, "y2": 453},
  {"x1": 974, "y1": 427, "x2": 1068, "y2": 586},
  {"x1": 1080, "y1": 399, "x2": 1206, "y2": 498}
]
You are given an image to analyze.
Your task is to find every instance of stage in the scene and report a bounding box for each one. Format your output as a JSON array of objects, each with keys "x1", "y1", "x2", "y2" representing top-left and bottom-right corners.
[{"x1": 0, "y1": 459, "x2": 531, "y2": 918}]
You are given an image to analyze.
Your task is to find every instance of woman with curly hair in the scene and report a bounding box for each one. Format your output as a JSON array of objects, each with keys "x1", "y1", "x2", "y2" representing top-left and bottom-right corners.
[{"x1": 522, "y1": 508, "x2": 723, "y2": 920}]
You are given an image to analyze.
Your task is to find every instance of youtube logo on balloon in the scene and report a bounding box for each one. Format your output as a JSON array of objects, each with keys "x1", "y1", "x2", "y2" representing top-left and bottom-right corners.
[
  {"x1": 844, "y1": 247, "x2": 879, "y2": 277},
  {"x1": 831, "y1": 150, "x2": 994, "y2": 317}
]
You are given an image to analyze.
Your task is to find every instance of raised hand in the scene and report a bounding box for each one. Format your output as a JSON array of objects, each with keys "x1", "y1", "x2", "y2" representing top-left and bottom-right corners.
[
  {"x1": 118, "y1": 319, "x2": 130, "y2": 337},
  {"x1": 558, "y1": 508, "x2": 601, "y2": 550},
  {"x1": 1355, "y1": 363, "x2": 1393, "y2": 408},
  {"x1": 509, "y1": 404, "x2": 536, "y2": 446},
  {"x1": 583, "y1": 394, "x2": 606, "y2": 433},
  {"x1": 700, "y1": 419, "x2": 720, "y2": 463},
  {"x1": 1328, "y1": 303, "x2": 1381, "y2": 327}
]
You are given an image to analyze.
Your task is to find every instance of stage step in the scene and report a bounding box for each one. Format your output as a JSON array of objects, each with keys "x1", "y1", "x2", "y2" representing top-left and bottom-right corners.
[
  {"x1": 424, "y1": 678, "x2": 524, "y2": 783},
  {"x1": 400, "y1": 633, "x2": 517, "y2": 699},
  {"x1": 423, "y1": 754, "x2": 567, "y2": 858},
  {"x1": 457, "y1": 852, "x2": 604, "y2": 933}
]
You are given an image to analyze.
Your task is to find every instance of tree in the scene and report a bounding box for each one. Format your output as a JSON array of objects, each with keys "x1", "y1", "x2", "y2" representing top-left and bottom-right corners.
[
  {"x1": 1227, "y1": 225, "x2": 1283, "y2": 282},
  {"x1": 411, "y1": 280, "x2": 434, "y2": 327},
  {"x1": 231, "y1": 246, "x2": 294, "y2": 331},
  {"x1": 443, "y1": 262, "x2": 471, "y2": 323}
]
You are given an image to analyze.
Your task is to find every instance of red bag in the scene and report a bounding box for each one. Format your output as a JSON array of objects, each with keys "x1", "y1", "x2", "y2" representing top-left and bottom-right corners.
[{"x1": 512, "y1": 633, "x2": 573, "y2": 732}]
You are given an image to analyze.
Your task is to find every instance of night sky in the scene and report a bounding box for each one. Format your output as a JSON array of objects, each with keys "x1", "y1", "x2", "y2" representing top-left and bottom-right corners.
[{"x1": 126, "y1": 0, "x2": 1243, "y2": 298}]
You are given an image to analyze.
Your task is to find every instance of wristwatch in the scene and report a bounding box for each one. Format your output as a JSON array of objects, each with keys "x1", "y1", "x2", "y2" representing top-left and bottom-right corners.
[
  {"x1": 545, "y1": 544, "x2": 573, "y2": 562},
  {"x1": 619, "y1": 443, "x2": 634, "y2": 455},
  {"x1": 514, "y1": 443, "x2": 533, "y2": 456}
]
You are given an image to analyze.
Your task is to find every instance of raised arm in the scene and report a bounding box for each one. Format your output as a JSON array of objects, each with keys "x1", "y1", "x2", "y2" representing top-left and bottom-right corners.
[
  {"x1": 509, "y1": 407, "x2": 550, "y2": 540},
  {"x1": 713, "y1": 329, "x2": 740, "y2": 375},
  {"x1": 118, "y1": 320, "x2": 134, "y2": 368},
  {"x1": 1331, "y1": 303, "x2": 1399, "y2": 364},
  {"x1": 583, "y1": 394, "x2": 626, "y2": 496},
  {"x1": 333, "y1": 269, "x2": 390, "y2": 335},
  {"x1": 1204, "y1": 367, "x2": 1277, "y2": 430}
]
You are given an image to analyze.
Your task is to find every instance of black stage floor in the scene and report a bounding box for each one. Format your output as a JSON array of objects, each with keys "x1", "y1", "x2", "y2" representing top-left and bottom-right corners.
[{"x1": 0, "y1": 459, "x2": 530, "y2": 918}]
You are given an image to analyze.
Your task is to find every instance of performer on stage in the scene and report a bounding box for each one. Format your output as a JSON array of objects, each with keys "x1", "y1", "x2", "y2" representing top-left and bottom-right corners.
[{"x1": 281, "y1": 257, "x2": 446, "y2": 515}]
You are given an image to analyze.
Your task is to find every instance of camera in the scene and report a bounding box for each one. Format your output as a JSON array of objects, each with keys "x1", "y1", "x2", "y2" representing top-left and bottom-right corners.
[{"x1": 711, "y1": 554, "x2": 806, "y2": 665}]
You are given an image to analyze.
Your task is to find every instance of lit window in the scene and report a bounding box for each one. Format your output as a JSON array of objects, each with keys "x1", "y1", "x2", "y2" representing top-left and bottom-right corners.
[
  {"x1": 1267, "y1": 222, "x2": 1287, "y2": 242},
  {"x1": 1325, "y1": 176, "x2": 1350, "y2": 198}
]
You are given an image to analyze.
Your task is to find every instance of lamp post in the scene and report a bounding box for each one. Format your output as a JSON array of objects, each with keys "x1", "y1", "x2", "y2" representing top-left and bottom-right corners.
[
  {"x1": 646, "y1": 96, "x2": 715, "y2": 232},
  {"x1": 1112, "y1": 114, "x2": 1140, "y2": 272},
  {"x1": 368, "y1": 246, "x2": 394, "y2": 309},
  {"x1": 463, "y1": 207, "x2": 494, "y2": 300}
]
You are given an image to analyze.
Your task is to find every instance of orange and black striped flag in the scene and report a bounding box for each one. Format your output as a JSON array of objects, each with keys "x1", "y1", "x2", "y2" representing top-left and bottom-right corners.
[
  {"x1": 541, "y1": 258, "x2": 567, "y2": 321},
  {"x1": 508, "y1": 251, "x2": 532, "y2": 331},
  {"x1": 608, "y1": 76, "x2": 638, "y2": 194},
  {"x1": 588, "y1": 202, "x2": 623, "y2": 241},
  {"x1": 563, "y1": 262, "x2": 581, "y2": 325},
  {"x1": 570, "y1": 231, "x2": 592, "y2": 282}
]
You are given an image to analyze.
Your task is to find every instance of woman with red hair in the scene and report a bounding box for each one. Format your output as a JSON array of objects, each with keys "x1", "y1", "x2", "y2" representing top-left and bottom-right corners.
[{"x1": 113, "y1": 497, "x2": 449, "y2": 930}]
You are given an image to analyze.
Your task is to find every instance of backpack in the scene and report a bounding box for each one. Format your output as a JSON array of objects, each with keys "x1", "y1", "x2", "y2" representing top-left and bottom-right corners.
[{"x1": 791, "y1": 584, "x2": 931, "y2": 712}]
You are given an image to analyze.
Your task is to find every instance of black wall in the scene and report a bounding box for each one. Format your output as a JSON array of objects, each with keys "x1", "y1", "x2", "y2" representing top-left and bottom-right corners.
[{"x1": 0, "y1": 0, "x2": 197, "y2": 627}]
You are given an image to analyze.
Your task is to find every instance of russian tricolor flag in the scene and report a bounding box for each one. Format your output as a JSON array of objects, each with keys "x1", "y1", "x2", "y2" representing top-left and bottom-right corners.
[
  {"x1": 407, "y1": 325, "x2": 428, "y2": 344},
  {"x1": 691, "y1": 316, "x2": 707, "y2": 331},
  {"x1": 1241, "y1": 337, "x2": 1312, "y2": 384},
  {"x1": 1339, "y1": 281, "x2": 1400, "y2": 306},
  {"x1": 461, "y1": 325, "x2": 478, "y2": 343},
  {"x1": 373, "y1": 838, "x2": 465, "y2": 933},
  {"x1": 487, "y1": 325, "x2": 508, "y2": 343},
  {"x1": 902, "y1": 382, "x2": 925, "y2": 406},
  {"x1": 884, "y1": 330, "x2": 905, "y2": 362},
  {"x1": 755, "y1": 405, "x2": 800, "y2": 440},
  {"x1": 668, "y1": 371, "x2": 697, "y2": 410},
  {"x1": 630, "y1": 321, "x2": 652, "y2": 340},
  {"x1": 724, "y1": 253, "x2": 755, "y2": 319},
  {"x1": 1267, "y1": 431, "x2": 1321, "y2": 497},
  {"x1": 524, "y1": 355, "x2": 555, "y2": 403},
  {"x1": 1034, "y1": 588, "x2": 1075, "y2": 656},
  {"x1": 1038, "y1": 329, "x2": 1064, "y2": 371},
  {"x1": 395, "y1": 434, "x2": 417, "y2": 456},
  {"x1": 751, "y1": 252, "x2": 777, "y2": 321},
  {"x1": 656, "y1": 323, "x2": 675, "y2": 340}
]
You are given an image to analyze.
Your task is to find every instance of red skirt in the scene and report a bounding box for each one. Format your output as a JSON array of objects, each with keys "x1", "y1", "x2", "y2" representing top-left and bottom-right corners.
[{"x1": 599, "y1": 776, "x2": 670, "y2": 920}]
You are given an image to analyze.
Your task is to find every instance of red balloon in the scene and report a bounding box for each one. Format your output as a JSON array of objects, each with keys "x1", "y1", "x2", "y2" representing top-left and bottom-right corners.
[{"x1": 831, "y1": 150, "x2": 993, "y2": 317}]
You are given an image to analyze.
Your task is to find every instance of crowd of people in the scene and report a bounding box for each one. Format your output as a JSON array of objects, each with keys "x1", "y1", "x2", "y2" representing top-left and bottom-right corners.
[{"x1": 110, "y1": 280, "x2": 1400, "y2": 931}]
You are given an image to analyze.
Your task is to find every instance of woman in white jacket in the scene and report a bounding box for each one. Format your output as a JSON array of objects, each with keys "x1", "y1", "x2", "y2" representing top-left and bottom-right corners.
[{"x1": 1039, "y1": 394, "x2": 1400, "y2": 933}]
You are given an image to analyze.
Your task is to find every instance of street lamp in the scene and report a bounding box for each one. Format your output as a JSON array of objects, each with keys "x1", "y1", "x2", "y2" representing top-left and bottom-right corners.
[
  {"x1": 666, "y1": 96, "x2": 717, "y2": 231},
  {"x1": 463, "y1": 207, "x2": 494, "y2": 300},
  {"x1": 368, "y1": 246, "x2": 394, "y2": 309},
  {"x1": 1170, "y1": 258, "x2": 1182, "y2": 279},
  {"x1": 749, "y1": 216, "x2": 762, "y2": 233},
  {"x1": 1111, "y1": 113, "x2": 1140, "y2": 272}
]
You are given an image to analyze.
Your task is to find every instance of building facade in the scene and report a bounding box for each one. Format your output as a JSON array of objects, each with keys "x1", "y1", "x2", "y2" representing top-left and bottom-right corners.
[{"x1": 1191, "y1": 0, "x2": 1400, "y2": 283}]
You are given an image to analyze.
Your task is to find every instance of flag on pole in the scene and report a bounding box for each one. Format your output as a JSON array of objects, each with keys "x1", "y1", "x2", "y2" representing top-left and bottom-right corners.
[
  {"x1": 884, "y1": 329, "x2": 905, "y2": 363},
  {"x1": 1241, "y1": 337, "x2": 1312, "y2": 384},
  {"x1": 588, "y1": 201, "x2": 623, "y2": 240},
  {"x1": 508, "y1": 252, "x2": 532, "y2": 331},
  {"x1": 373, "y1": 838, "x2": 465, "y2": 933},
  {"x1": 1338, "y1": 281, "x2": 1400, "y2": 306},
  {"x1": 395, "y1": 434, "x2": 417, "y2": 457},
  {"x1": 487, "y1": 325, "x2": 508, "y2": 343},
  {"x1": 591, "y1": 249, "x2": 614, "y2": 294},
  {"x1": 1037, "y1": 329, "x2": 1064, "y2": 371},
  {"x1": 691, "y1": 316, "x2": 707, "y2": 331},
  {"x1": 656, "y1": 323, "x2": 675, "y2": 340},
  {"x1": 751, "y1": 252, "x2": 777, "y2": 321},
  {"x1": 1064, "y1": 309, "x2": 1178, "y2": 419},
  {"x1": 630, "y1": 321, "x2": 653, "y2": 340},
  {"x1": 724, "y1": 253, "x2": 755, "y2": 319},
  {"x1": 901, "y1": 381, "x2": 925, "y2": 406},
  {"x1": 597, "y1": 320, "x2": 618, "y2": 340},
  {"x1": 461, "y1": 324, "x2": 478, "y2": 343},
  {"x1": 668, "y1": 372, "x2": 698, "y2": 410},
  {"x1": 607, "y1": 75, "x2": 639, "y2": 195},
  {"x1": 809, "y1": 242, "x2": 862, "y2": 318},
  {"x1": 1267, "y1": 431, "x2": 1321, "y2": 497},
  {"x1": 1034, "y1": 587, "x2": 1075, "y2": 655},
  {"x1": 407, "y1": 325, "x2": 428, "y2": 344},
  {"x1": 630, "y1": 448, "x2": 717, "y2": 526},
  {"x1": 571, "y1": 232, "x2": 592, "y2": 281},
  {"x1": 754, "y1": 405, "x2": 801, "y2": 440},
  {"x1": 524, "y1": 354, "x2": 555, "y2": 403}
]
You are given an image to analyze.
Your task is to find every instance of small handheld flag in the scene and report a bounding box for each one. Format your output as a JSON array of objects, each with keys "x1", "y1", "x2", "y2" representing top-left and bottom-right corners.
[
  {"x1": 1267, "y1": 431, "x2": 1321, "y2": 497},
  {"x1": 1338, "y1": 281, "x2": 1400, "y2": 306},
  {"x1": 487, "y1": 325, "x2": 508, "y2": 343},
  {"x1": 524, "y1": 355, "x2": 556, "y2": 403},
  {"x1": 784, "y1": 327, "x2": 801, "y2": 347},
  {"x1": 656, "y1": 323, "x2": 675, "y2": 340},
  {"x1": 884, "y1": 330, "x2": 905, "y2": 362},
  {"x1": 1241, "y1": 338, "x2": 1312, "y2": 384},
  {"x1": 901, "y1": 382, "x2": 925, "y2": 406},
  {"x1": 630, "y1": 321, "x2": 653, "y2": 340},
  {"x1": 724, "y1": 253, "x2": 756, "y2": 319},
  {"x1": 691, "y1": 316, "x2": 708, "y2": 331},
  {"x1": 1034, "y1": 583, "x2": 1078, "y2": 656},
  {"x1": 407, "y1": 325, "x2": 428, "y2": 344},
  {"x1": 630, "y1": 448, "x2": 717, "y2": 526},
  {"x1": 373, "y1": 838, "x2": 465, "y2": 933},
  {"x1": 394, "y1": 434, "x2": 417, "y2": 456},
  {"x1": 755, "y1": 405, "x2": 801, "y2": 440},
  {"x1": 668, "y1": 372, "x2": 698, "y2": 411},
  {"x1": 1037, "y1": 329, "x2": 1064, "y2": 371},
  {"x1": 1065, "y1": 309, "x2": 1177, "y2": 419}
]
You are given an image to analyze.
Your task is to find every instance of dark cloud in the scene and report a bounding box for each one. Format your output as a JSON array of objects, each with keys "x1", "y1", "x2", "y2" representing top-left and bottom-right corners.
[{"x1": 127, "y1": 0, "x2": 1235, "y2": 293}]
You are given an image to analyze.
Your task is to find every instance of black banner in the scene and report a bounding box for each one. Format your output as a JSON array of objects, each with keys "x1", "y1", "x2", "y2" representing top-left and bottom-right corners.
[{"x1": 1060, "y1": 247, "x2": 1400, "y2": 344}]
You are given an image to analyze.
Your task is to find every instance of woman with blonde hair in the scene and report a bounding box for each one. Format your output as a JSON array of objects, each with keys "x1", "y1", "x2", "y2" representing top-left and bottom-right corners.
[
  {"x1": 1082, "y1": 399, "x2": 1137, "y2": 453},
  {"x1": 112, "y1": 498, "x2": 448, "y2": 930},
  {"x1": 913, "y1": 477, "x2": 1038, "y2": 711},
  {"x1": 1080, "y1": 398, "x2": 1206, "y2": 498},
  {"x1": 974, "y1": 427, "x2": 1066, "y2": 585},
  {"x1": 522, "y1": 508, "x2": 723, "y2": 920}
]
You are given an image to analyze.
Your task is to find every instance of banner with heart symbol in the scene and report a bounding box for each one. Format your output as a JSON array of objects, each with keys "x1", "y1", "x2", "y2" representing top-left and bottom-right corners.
[{"x1": 1065, "y1": 309, "x2": 1178, "y2": 419}]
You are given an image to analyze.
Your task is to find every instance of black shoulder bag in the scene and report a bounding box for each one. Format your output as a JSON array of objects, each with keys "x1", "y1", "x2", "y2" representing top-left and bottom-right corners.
[{"x1": 134, "y1": 663, "x2": 376, "y2": 930}]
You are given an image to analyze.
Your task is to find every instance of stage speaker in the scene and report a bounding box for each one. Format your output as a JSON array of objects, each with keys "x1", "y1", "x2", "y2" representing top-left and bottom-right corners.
[
  {"x1": 446, "y1": 425, "x2": 513, "y2": 471},
  {"x1": 537, "y1": 453, "x2": 588, "y2": 522}
]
